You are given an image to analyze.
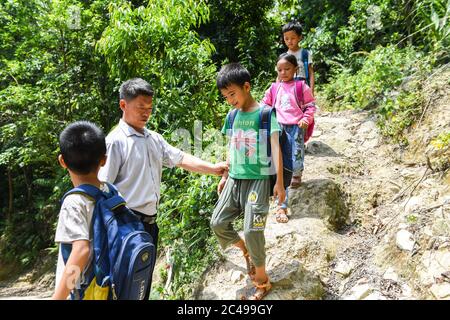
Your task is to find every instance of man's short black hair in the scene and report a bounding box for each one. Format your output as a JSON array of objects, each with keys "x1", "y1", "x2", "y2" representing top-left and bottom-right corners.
[
  {"x1": 59, "y1": 121, "x2": 106, "y2": 175},
  {"x1": 216, "y1": 63, "x2": 251, "y2": 90},
  {"x1": 282, "y1": 20, "x2": 303, "y2": 36},
  {"x1": 119, "y1": 78, "x2": 154, "y2": 101}
]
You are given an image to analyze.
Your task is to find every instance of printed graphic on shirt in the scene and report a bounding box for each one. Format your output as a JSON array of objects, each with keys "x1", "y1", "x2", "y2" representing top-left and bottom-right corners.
[
  {"x1": 231, "y1": 129, "x2": 257, "y2": 157},
  {"x1": 280, "y1": 94, "x2": 291, "y2": 110}
]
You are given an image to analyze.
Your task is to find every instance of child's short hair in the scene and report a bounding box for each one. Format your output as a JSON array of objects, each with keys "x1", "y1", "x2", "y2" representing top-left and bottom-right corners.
[
  {"x1": 277, "y1": 53, "x2": 299, "y2": 67},
  {"x1": 282, "y1": 21, "x2": 303, "y2": 36},
  {"x1": 216, "y1": 63, "x2": 251, "y2": 90},
  {"x1": 119, "y1": 78, "x2": 154, "y2": 101},
  {"x1": 59, "y1": 121, "x2": 106, "y2": 175}
]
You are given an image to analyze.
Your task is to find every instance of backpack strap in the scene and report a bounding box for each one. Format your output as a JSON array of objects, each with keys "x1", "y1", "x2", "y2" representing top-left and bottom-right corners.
[
  {"x1": 294, "y1": 80, "x2": 304, "y2": 110},
  {"x1": 226, "y1": 108, "x2": 239, "y2": 131},
  {"x1": 59, "y1": 184, "x2": 105, "y2": 266},
  {"x1": 62, "y1": 184, "x2": 102, "y2": 203},
  {"x1": 61, "y1": 183, "x2": 118, "y2": 203},
  {"x1": 260, "y1": 106, "x2": 275, "y2": 158},
  {"x1": 270, "y1": 82, "x2": 282, "y2": 107},
  {"x1": 301, "y1": 49, "x2": 309, "y2": 85}
]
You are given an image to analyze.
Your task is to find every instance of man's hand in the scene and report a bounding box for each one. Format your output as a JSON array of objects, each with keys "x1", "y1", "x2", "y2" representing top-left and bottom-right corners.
[
  {"x1": 273, "y1": 182, "x2": 286, "y2": 204},
  {"x1": 298, "y1": 119, "x2": 309, "y2": 129},
  {"x1": 217, "y1": 176, "x2": 227, "y2": 194},
  {"x1": 212, "y1": 161, "x2": 229, "y2": 176}
]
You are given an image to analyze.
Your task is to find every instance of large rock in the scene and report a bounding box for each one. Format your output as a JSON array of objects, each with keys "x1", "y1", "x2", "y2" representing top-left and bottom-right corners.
[
  {"x1": 305, "y1": 141, "x2": 340, "y2": 157},
  {"x1": 289, "y1": 179, "x2": 349, "y2": 231},
  {"x1": 269, "y1": 260, "x2": 325, "y2": 300}
]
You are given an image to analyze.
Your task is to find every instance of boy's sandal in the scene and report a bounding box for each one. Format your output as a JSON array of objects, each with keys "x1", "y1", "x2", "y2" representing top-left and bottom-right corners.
[
  {"x1": 243, "y1": 251, "x2": 256, "y2": 281},
  {"x1": 242, "y1": 278, "x2": 272, "y2": 300},
  {"x1": 275, "y1": 208, "x2": 289, "y2": 223},
  {"x1": 290, "y1": 174, "x2": 302, "y2": 188}
]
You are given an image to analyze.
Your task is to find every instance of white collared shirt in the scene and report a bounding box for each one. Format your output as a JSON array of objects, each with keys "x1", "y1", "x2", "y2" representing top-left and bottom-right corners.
[{"x1": 98, "y1": 119, "x2": 184, "y2": 216}]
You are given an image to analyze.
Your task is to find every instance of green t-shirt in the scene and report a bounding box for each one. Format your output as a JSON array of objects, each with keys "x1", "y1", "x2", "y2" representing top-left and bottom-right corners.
[{"x1": 221, "y1": 106, "x2": 281, "y2": 179}]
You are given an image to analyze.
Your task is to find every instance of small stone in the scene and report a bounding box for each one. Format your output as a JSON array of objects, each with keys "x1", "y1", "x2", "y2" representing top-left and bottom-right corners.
[
  {"x1": 363, "y1": 291, "x2": 386, "y2": 300},
  {"x1": 334, "y1": 260, "x2": 354, "y2": 277},
  {"x1": 343, "y1": 283, "x2": 373, "y2": 300},
  {"x1": 396, "y1": 230, "x2": 415, "y2": 251},
  {"x1": 401, "y1": 284, "x2": 413, "y2": 297},
  {"x1": 230, "y1": 270, "x2": 244, "y2": 283},
  {"x1": 430, "y1": 283, "x2": 450, "y2": 299},
  {"x1": 383, "y1": 267, "x2": 399, "y2": 282}
]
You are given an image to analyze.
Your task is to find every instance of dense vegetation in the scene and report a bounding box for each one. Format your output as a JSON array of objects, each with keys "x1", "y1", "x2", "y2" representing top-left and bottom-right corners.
[{"x1": 0, "y1": 0, "x2": 448, "y2": 298}]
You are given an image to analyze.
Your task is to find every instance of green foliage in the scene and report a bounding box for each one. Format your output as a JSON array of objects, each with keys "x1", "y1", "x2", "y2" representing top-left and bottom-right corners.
[
  {"x1": 156, "y1": 171, "x2": 221, "y2": 299},
  {"x1": 197, "y1": 0, "x2": 279, "y2": 77},
  {"x1": 1, "y1": 0, "x2": 449, "y2": 299},
  {"x1": 431, "y1": 131, "x2": 450, "y2": 149},
  {"x1": 0, "y1": 0, "x2": 116, "y2": 266},
  {"x1": 320, "y1": 44, "x2": 435, "y2": 143},
  {"x1": 97, "y1": 0, "x2": 219, "y2": 131}
]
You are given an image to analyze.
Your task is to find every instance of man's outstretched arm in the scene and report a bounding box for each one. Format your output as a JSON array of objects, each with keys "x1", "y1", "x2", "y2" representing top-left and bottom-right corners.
[{"x1": 177, "y1": 153, "x2": 228, "y2": 176}]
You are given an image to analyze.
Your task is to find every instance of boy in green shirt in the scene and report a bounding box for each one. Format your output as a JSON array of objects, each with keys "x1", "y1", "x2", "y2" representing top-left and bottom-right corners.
[{"x1": 211, "y1": 63, "x2": 285, "y2": 300}]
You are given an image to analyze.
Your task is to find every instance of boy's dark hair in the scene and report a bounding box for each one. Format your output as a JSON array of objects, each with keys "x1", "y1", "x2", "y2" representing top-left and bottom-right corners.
[
  {"x1": 59, "y1": 121, "x2": 106, "y2": 175},
  {"x1": 277, "y1": 53, "x2": 299, "y2": 67},
  {"x1": 282, "y1": 21, "x2": 303, "y2": 36},
  {"x1": 216, "y1": 63, "x2": 251, "y2": 90},
  {"x1": 119, "y1": 78, "x2": 154, "y2": 101}
]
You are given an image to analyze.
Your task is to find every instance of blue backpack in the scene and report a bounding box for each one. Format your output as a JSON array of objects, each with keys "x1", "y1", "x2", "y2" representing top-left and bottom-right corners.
[
  {"x1": 60, "y1": 183, "x2": 155, "y2": 300},
  {"x1": 226, "y1": 106, "x2": 293, "y2": 194}
]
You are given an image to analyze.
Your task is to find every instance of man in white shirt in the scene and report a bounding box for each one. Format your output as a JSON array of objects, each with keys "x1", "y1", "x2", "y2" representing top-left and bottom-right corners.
[{"x1": 98, "y1": 78, "x2": 227, "y2": 299}]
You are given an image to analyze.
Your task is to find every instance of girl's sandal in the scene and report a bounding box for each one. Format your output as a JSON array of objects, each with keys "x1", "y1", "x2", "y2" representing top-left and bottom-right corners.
[
  {"x1": 243, "y1": 251, "x2": 256, "y2": 281},
  {"x1": 242, "y1": 278, "x2": 272, "y2": 300},
  {"x1": 275, "y1": 207, "x2": 289, "y2": 223}
]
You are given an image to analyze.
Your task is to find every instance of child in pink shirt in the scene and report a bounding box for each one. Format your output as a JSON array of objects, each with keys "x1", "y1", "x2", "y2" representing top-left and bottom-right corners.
[{"x1": 261, "y1": 53, "x2": 316, "y2": 223}]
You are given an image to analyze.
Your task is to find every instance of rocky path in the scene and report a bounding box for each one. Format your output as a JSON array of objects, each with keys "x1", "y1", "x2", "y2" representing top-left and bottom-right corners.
[
  {"x1": 197, "y1": 109, "x2": 450, "y2": 300},
  {"x1": 0, "y1": 272, "x2": 53, "y2": 300}
]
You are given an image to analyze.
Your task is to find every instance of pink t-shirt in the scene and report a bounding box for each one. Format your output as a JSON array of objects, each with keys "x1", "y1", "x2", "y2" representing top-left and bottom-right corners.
[{"x1": 262, "y1": 80, "x2": 315, "y2": 125}]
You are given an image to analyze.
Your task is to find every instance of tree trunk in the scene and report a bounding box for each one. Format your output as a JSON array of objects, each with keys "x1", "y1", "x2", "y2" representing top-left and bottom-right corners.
[{"x1": 7, "y1": 169, "x2": 13, "y2": 220}]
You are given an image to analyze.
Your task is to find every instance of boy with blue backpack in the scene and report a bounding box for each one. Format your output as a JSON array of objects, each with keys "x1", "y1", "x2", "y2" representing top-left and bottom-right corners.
[
  {"x1": 282, "y1": 20, "x2": 315, "y2": 95},
  {"x1": 53, "y1": 121, "x2": 108, "y2": 300},
  {"x1": 53, "y1": 121, "x2": 155, "y2": 300},
  {"x1": 52, "y1": 121, "x2": 151, "y2": 300},
  {"x1": 211, "y1": 63, "x2": 285, "y2": 300}
]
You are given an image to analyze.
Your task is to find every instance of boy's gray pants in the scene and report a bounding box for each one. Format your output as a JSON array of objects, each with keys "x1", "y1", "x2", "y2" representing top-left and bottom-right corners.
[{"x1": 210, "y1": 177, "x2": 270, "y2": 267}]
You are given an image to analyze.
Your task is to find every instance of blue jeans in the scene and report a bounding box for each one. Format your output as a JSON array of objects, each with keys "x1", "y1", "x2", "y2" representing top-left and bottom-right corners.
[{"x1": 280, "y1": 124, "x2": 305, "y2": 209}]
